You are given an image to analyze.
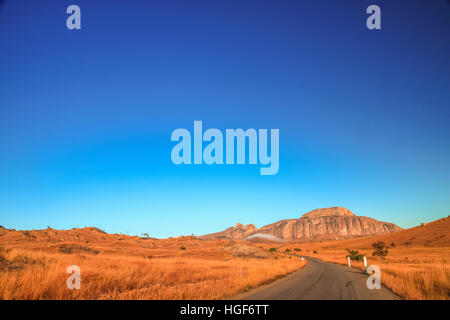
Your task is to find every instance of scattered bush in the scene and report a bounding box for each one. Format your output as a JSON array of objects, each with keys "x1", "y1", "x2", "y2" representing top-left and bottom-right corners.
[
  {"x1": 269, "y1": 248, "x2": 277, "y2": 253},
  {"x1": 372, "y1": 241, "x2": 388, "y2": 260},
  {"x1": 180, "y1": 246, "x2": 186, "y2": 250},
  {"x1": 313, "y1": 250, "x2": 317, "y2": 254},
  {"x1": 285, "y1": 249, "x2": 291, "y2": 253},
  {"x1": 294, "y1": 248, "x2": 301, "y2": 252}
]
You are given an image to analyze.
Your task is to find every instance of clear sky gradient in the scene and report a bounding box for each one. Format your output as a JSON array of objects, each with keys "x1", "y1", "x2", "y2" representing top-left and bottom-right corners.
[{"x1": 0, "y1": 0, "x2": 449, "y2": 237}]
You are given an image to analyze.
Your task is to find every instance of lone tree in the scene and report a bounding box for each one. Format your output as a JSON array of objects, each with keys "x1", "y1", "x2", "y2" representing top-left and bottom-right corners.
[
  {"x1": 372, "y1": 241, "x2": 389, "y2": 260},
  {"x1": 346, "y1": 249, "x2": 364, "y2": 261}
]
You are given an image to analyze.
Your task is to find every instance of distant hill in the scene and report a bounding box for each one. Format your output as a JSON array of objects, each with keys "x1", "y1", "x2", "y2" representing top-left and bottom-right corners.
[
  {"x1": 0, "y1": 226, "x2": 154, "y2": 247},
  {"x1": 319, "y1": 215, "x2": 450, "y2": 249},
  {"x1": 0, "y1": 211, "x2": 447, "y2": 248},
  {"x1": 200, "y1": 223, "x2": 258, "y2": 240}
]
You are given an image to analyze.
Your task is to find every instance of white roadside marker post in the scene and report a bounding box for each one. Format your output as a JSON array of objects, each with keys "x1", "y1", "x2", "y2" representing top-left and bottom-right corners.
[
  {"x1": 363, "y1": 256, "x2": 368, "y2": 273},
  {"x1": 347, "y1": 256, "x2": 351, "y2": 267}
]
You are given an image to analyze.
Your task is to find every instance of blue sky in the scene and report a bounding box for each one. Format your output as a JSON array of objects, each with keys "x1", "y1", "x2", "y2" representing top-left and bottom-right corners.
[{"x1": 0, "y1": 0, "x2": 449, "y2": 237}]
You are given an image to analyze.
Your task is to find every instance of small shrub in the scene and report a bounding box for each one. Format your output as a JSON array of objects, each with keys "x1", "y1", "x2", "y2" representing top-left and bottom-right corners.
[
  {"x1": 372, "y1": 241, "x2": 388, "y2": 260},
  {"x1": 269, "y1": 248, "x2": 277, "y2": 253},
  {"x1": 390, "y1": 243, "x2": 395, "y2": 248},
  {"x1": 294, "y1": 248, "x2": 301, "y2": 252},
  {"x1": 313, "y1": 250, "x2": 317, "y2": 254},
  {"x1": 180, "y1": 246, "x2": 186, "y2": 250},
  {"x1": 285, "y1": 249, "x2": 291, "y2": 253}
]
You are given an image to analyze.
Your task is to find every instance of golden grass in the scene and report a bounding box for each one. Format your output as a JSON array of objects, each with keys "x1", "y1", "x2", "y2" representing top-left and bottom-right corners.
[{"x1": 0, "y1": 243, "x2": 305, "y2": 300}]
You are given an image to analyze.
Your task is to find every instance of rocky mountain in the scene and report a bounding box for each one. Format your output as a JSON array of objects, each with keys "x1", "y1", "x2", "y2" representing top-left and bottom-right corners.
[
  {"x1": 200, "y1": 223, "x2": 258, "y2": 240},
  {"x1": 202, "y1": 207, "x2": 402, "y2": 241}
]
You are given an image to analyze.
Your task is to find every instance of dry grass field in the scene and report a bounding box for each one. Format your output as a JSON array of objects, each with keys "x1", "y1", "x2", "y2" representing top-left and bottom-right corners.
[
  {"x1": 0, "y1": 227, "x2": 305, "y2": 300},
  {"x1": 268, "y1": 216, "x2": 450, "y2": 300},
  {"x1": 1, "y1": 216, "x2": 448, "y2": 300}
]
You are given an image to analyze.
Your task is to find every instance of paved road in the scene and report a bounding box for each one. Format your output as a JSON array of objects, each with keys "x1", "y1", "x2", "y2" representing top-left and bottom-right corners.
[{"x1": 236, "y1": 256, "x2": 400, "y2": 300}]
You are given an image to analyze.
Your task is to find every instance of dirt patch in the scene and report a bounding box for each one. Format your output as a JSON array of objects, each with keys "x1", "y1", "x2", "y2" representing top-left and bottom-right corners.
[
  {"x1": 58, "y1": 244, "x2": 100, "y2": 255},
  {"x1": 225, "y1": 243, "x2": 269, "y2": 259}
]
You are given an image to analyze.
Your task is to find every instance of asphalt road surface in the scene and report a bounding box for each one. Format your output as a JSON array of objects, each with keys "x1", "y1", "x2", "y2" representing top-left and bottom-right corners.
[{"x1": 236, "y1": 256, "x2": 400, "y2": 300}]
